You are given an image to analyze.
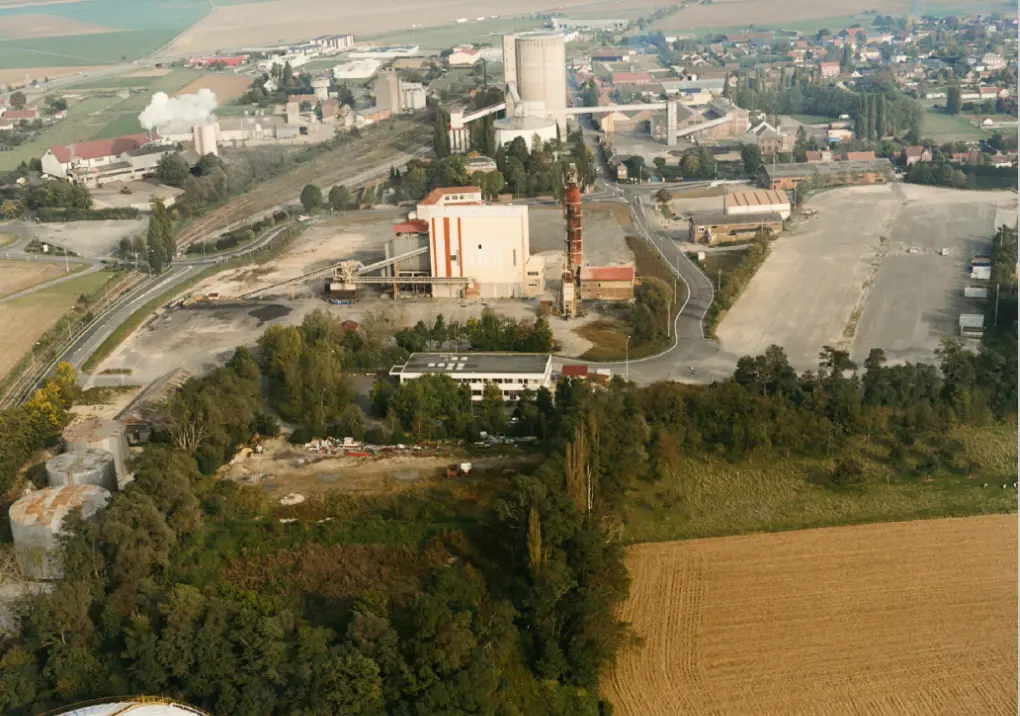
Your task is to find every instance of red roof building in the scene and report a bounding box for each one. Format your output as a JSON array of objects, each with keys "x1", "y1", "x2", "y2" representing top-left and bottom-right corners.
[
  {"x1": 417, "y1": 186, "x2": 483, "y2": 206},
  {"x1": 392, "y1": 219, "x2": 428, "y2": 234},
  {"x1": 580, "y1": 266, "x2": 636, "y2": 282},
  {"x1": 610, "y1": 71, "x2": 653, "y2": 85},
  {"x1": 845, "y1": 150, "x2": 876, "y2": 161},
  {"x1": 561, "y1": 364, "x2": 589, "y2": 378},
  {"x1": 2, "y1": 108, "x2": 38, "y2": 121},
  {"x1": 47, "y1": 133, "x2": 153, "y2": 164}
]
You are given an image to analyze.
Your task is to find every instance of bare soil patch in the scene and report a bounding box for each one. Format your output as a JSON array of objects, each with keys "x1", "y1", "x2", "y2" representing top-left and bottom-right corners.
[
  {"x1": 173, "y1": 73, "x2": 252, "y2": 102},
  {"x1": 602, "y1": 514, "x2": 1018, "y2": 716},
  {"x1": 125, "y1": 68, "x2": 172, "y2": 78},
  {"x1": 0, "y1": 12, "x2": 113, "y2": 40}
]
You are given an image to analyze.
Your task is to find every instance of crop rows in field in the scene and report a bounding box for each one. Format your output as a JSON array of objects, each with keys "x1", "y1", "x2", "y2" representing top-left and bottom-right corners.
[{"x1": 603, "y1": 515, "x2": 1018, "y2": 716}]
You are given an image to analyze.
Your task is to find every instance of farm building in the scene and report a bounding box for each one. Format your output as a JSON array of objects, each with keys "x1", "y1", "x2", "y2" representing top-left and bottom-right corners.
[
  {"x1": 390, "y1": 353, "x2": 553, "y2": 402},
  {"x1": 579, "y1": 265, "x2": 636, "y2": 300},
  {"x1": 41, "y1": 134, "x2": 175, "y2": 187},
  {"x1": 689, "y1": 211, "x2": 783, "y2": 245},
  {"x1": 724, "y1": 189, "x2": 791, "y2": 220}
]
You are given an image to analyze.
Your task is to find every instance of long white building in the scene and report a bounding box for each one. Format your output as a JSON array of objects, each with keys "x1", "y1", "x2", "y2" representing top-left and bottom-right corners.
[{"x1": 390, "y1": 353, "x2": 553, "y2": 402}]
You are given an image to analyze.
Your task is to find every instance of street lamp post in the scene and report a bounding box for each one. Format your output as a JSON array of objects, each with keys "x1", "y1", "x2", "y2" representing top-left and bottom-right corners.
[{"x1": 625, "y1": 335, "x2": 631, "y2": 382}]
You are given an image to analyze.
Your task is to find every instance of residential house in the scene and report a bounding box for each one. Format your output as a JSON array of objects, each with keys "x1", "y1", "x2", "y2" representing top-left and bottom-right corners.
[
  {"x1": 2, "y1": 107, "x2": 38, "y2": 122},
  {"x1": 902, "y1": 146, "x2": 932, "y2": 165},
  {"x1": 447, "y1": 45, "x2": 480, "y2": 66},
  {"x1": 610, "y1": 71, "x2": 653, "y2": 85},
  {"x1": 819, "y1": 62, "x2": 841, "y2": 78},
  {"x1": 978, "y1": 86, "x2": 1007, "y2": 100},
  {"x1": 982, "y1": 52, "x2": 1006, "y2": 70}
]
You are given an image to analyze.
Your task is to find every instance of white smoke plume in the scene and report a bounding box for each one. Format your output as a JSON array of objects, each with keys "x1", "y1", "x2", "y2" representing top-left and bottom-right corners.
[{"x1": 138, "y1": 89, "x2": 218, "y2": 133}]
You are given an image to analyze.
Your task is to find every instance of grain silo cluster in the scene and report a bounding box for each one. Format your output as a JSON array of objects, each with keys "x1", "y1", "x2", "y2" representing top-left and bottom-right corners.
[{"x1": 8, "y1": 417, "x2": 131, "y2": 580}]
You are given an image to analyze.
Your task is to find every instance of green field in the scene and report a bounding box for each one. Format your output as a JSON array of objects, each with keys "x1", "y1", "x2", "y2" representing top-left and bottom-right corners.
[
  {"x1": 621, "y1": 425, "x2": 1018, "y2": 543},
  {"x1": 90, "y1": 112, "x2": 144, "y2": 139},
  {"x1": 0, "y1": 69, "x2": 207, "y2": 170},
  {"x1": 922, "y1": 106, "x2": 992, "y2": 141},
  {"x1": 0, "y1": 232, "x2": 17, "y2": 249}
]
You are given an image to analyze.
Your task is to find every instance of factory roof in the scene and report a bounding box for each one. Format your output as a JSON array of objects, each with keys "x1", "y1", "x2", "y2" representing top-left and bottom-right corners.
[
  {"x1": 725, "y1": 189, "x2": 790, "y2": 208},
  {"x1": 691, "y1": 211, "x2": 784, "y2": 226},
  {"x1": 395, "y1": 353, "x2": 551, "y2": 376},
  {"x1": 762, "y1": 158, "x2": 894, "y2": 178},
  {"x1": 48, "y1": 133, "x2": 154, "y2": 163},
  {"x1": 844, "y1": 150, "x2": 876, "y2": 161},
  {"x1": 493, "y1": 114, "x2": 557, "y2": 130},
  {"x1": 418, "y1": 186, "x2": 483, "y2": 205},
  {"x1": 392, "y1": 219, "x2": 428, "y2": 234},
  {"x1": 9, "y1": 485, "x2": 110, "y2": 528},
  {"x1": 579, "y1": 266, "x2": 636, "y2": 282}
]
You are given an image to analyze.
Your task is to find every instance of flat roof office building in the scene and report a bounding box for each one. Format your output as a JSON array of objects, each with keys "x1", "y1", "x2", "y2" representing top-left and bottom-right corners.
[{"x1": 390, "y1": 353, "x2": 553, "y2": 401}]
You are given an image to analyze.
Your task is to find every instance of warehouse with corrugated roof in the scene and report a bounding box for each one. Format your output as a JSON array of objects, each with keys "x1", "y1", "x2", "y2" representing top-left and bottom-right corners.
[{"x1": 724, "y1": 189, "x2": 791, "y2": 219}]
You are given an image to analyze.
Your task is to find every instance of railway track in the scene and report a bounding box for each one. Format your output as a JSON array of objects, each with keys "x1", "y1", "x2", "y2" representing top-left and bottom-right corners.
[{"x1": 176, "y1": 122, "x2": 430, "y2": 247}]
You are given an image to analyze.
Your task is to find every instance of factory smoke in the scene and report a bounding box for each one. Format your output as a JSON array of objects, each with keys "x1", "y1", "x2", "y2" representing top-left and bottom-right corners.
[{"x1": 138, "y1": 89, "x2": 218, "y2": 133}]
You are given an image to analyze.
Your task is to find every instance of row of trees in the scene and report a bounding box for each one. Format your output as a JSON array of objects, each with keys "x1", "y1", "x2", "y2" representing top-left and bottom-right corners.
[{"x1": 394, "y1": 309, "x2": 554, "y2": 354}]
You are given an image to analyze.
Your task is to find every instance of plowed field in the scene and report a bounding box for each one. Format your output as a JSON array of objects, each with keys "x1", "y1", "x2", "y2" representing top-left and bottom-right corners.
[{"x1": 602, "y1": 515, "x2": 1018, "y2": 716}]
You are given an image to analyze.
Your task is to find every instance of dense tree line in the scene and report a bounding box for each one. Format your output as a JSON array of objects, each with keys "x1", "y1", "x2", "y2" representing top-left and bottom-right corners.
[
  {"x1": 704, "y1": 232, "x2": 771, "y2": 335},
  {"x1": 394, "y1": 308, "x2": 554, "y2": 354},
  {"x1": 0, "y1": 363, "x2": 79, "y2": 495}
]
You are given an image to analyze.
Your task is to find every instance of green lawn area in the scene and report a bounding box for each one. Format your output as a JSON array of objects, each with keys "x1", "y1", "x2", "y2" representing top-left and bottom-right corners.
[
  {"x1": 0, "y1": 96, "x2": 133, "y2": 171},
  {"x1": 922, "y1": 106, "x2": 992, "y2": 141},
  {"x1": 90, "y1": 112, "x2": 144, "y2": 139},
  {"x1": 64, "y1": 68, "x2": 203, "y2": 93},
  {"x1": 0, "y1": 30, "x2": 180, "y2": 69},
  {"x1": 0, "y1": 232, "x2": 17, "y2": 249},
  {"x1": 621, "y1": 424, "x2": 1018, "y2": 544}
]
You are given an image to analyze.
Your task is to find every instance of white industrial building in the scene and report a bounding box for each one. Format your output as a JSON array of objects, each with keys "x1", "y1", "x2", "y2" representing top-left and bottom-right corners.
[
  {"x1": 390, "y1": 353, "x2": 553, "y2": 402},
  {"x1": 312, "y1": 33, "x2": 355, "y2": 53},
  {"x1": 383, "y1": 186, "x2": 537, "y2": 299},
  {"x1": 373, "y1": 69, "x2": 426, "y2": 114},
  {"x1": 723, "y1": 189, "x2": 791, "y2": 220},
  {"x1": 505, "y1": 32, "x2": 568, "y2": 136},
  {"x1": 349, "y1": 45, "x2": 419, "y2": 59},
  {"x1": 333, "y1": 59, "x2": 381, "y2": 80}
]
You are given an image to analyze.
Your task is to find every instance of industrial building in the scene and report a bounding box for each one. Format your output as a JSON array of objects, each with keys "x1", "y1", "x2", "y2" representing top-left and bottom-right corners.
[
  {"x1": 373, "y1": 69, "x2": 427, "y2": 114},
  {"x1": 390, "y1": 186, "x2": 532, "y2": 298},
  {"x1": 504, "y1": 32, "x2": 568, "y2": 136},
  {"x1": 579, "y1": 266, "x2": 636, "y2": 300},
  {"x1": 332, "y1": 59, "x2": 382, "y2": 80},
  {"x1": 389, "y1": 353, "x2": 553, "y2": 402},
  {"x1": 689, "y1": 212, "x2": 783, "y2": 245},
  {"x1": 760, "y1": 158, "x2": 894, "y2": 191},
  {"x1": 724, "y1": 189, "x2": 791, "y2": 220},
  {"x1": 551, "y1": 17, "x2": 629, "y2": 31}
]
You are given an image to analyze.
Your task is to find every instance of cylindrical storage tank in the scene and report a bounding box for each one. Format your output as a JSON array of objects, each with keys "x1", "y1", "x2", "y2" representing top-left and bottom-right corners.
[
  {"x1": 311, "y1": 76, "x2": 330, "y2": 101},
  {"x1": 62, "y1": 417, "x2": 130, "y2": 483},
  {"x1": 9, "y1": 485, "x2": 111, "y2": 580},
  {"x1": 46, "y1": 449, "x2": 118, "y2": 492},
  {"x1": 514, "y1": 33, "x2": 566, "y2": 123}
]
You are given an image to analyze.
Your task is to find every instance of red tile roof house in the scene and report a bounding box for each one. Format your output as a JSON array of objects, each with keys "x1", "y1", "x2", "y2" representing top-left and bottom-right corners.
[
  {"x1": 41, "y1": 133, "x2": 163, "y2": 181},
  {"x1": 902, "y1": 146, "x2": 932, "y2": 166},
  {"x1": 610, "y1": 71, "x2": 653, "y2": 85},
  {"x1": 2, "y1": 107, "x2": 38, "y2": 121}
]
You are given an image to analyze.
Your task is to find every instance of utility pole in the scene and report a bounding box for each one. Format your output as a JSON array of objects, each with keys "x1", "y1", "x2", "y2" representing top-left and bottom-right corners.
[
  {"x1": 625, "y1": 335, "x2": 631, "y2": 382},
  {"x1": 994, "y1": 282, "x2": 1000, "y2": 326},
  {"x1": 717, "y1": 268, "x2": 722, "y2": 290}
]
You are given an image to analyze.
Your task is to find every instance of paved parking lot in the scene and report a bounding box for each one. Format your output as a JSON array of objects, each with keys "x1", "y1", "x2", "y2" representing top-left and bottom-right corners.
[{"x1": 716, "y1": 184, "x2": 1016, "y2": 370}]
